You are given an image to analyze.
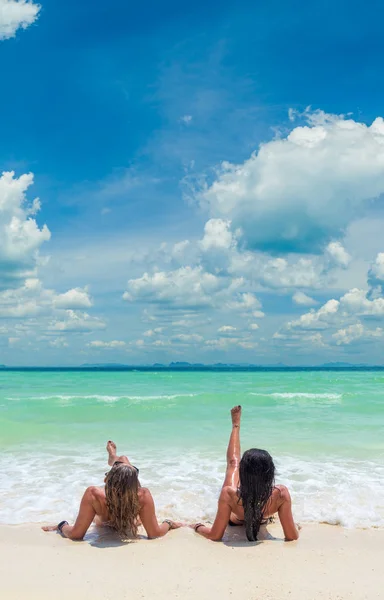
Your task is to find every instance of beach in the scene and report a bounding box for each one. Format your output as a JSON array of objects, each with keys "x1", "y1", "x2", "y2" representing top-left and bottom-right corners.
[
  {"x1": 0, "y1": 369, "x2": 383, "y2": 598},
  {"x1": 1, "y1": 522, "x2": 383, "y2": 600}
]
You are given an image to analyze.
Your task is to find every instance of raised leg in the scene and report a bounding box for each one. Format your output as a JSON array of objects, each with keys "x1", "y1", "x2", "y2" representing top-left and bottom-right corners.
[
  {"x1": 106, "y1": 440, "x2": 132, "y2": 467},
  {"x1": 222, "y1": 405, "x2": 241, "y2": 489}
]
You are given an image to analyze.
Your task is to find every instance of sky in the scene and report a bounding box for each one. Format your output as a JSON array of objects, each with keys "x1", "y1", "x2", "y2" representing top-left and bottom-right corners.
[{"x1": 1, "y1": 0, "x2": 384, "y2": 366}]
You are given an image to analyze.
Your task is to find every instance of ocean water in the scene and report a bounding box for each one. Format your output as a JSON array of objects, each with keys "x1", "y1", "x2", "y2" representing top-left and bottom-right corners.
[{"x1": 0, "y1": 369, "x2": 383, "y2": 528}]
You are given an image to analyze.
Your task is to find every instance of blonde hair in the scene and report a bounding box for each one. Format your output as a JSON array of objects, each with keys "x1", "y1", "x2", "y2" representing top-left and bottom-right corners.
[{"x1": 105, "y1": 464, "x2": 140, "y2": 538}]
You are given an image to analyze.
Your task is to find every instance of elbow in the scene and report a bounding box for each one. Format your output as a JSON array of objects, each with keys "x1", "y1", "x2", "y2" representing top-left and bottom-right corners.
[
  {"x1": 67, "y1": 531, "x2": 84, "y2": 541},
  {"x1": 207, "y1": 533, "x2": 223, "y2": 542},
  {"x1": 285, "y1": 531, "x2": 299, "y2": 542},
  {"x1": 147, "y1": 529, "x2": 164, "y2": 540}
]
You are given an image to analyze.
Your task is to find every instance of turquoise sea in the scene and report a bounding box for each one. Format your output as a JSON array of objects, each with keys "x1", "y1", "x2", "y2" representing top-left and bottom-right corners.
[{"x1": 0, "y1": 369, "x2": 383, "y2": 528}]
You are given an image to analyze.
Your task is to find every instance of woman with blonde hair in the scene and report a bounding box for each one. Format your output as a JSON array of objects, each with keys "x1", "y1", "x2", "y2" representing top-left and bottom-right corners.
[{"x1": 42, "y1": 441, "x2": 181, "y2": 540}]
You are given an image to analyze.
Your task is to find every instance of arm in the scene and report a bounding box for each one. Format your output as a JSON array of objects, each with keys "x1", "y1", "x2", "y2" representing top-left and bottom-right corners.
[
  {"x1": 60, "y1": 487, "x2": 97, "y2": 540},
  {"x1": 139, "y1": 488, "x2": 181, "y2": 539},
  {"x1": 194, "y1": 486, "x2": 232, "y2": 541},
  {"x1": 277, "y1": 486, "x2": 299, "y2": 541}
]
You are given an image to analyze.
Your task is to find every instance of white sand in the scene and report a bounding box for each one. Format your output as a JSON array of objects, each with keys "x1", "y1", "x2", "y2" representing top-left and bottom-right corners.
[{"x1": 1, "y1": 522, "x2": 382, "y2": 599}]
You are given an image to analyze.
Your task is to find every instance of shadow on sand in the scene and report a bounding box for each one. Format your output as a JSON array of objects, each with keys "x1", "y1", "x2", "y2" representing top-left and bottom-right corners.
[
  {"x1": 222, "y1": 523, "x2": 284, "y2": 548},
  {"x1": 83, "y1": 525, "x2": 145, "y2": 549}
]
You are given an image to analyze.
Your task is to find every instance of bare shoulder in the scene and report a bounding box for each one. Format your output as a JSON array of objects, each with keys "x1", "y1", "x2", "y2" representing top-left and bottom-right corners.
[
  {"x1": 138, "y1": 487, "x2": 153, "y2": 505},
  {"x1": 85, "y1": 486, "x2": 105, "y2": 501},
  {"x1": 274, "y1": 484, "x2": 291, "y2": 503}
]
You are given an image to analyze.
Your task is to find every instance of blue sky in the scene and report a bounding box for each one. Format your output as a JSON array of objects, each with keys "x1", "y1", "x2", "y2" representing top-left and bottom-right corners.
[{"x1": 1, "y1": 0, "x2": 384, "y2": 365}]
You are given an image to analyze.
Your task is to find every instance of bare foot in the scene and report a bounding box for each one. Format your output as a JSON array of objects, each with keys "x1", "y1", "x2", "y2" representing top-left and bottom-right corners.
[
  {"x1": 231, "y1": 405, "x2": 242, "y2": 427},
  {"x1": 106, "y1": 440, "x2": 117, "y2": 466},
  {"x1": 42, "y1": 524, "x2": 58, "y2": 532}
]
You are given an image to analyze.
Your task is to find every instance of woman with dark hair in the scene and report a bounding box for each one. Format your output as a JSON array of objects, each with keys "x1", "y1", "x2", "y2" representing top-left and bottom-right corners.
[
  {"x1": 42, "y1": 441, "x2": 181, "y2": 540},
  {"x1": 191, "y1": 406, "x2": 299, "y2": 542}
]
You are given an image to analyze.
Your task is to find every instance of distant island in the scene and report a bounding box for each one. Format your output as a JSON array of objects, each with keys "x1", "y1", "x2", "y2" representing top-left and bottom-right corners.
[{"x1": 0, "y1": 362, "x2": 383, "y2": 371}]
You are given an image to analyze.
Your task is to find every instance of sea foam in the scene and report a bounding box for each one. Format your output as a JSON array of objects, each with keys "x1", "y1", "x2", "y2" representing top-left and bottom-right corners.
[{"x1": 0, "y1": 446, "x2": 383, "y2": 529}]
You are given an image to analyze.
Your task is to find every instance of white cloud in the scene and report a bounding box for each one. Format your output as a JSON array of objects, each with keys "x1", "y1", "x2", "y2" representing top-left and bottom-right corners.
[
  {"x1": 152, "y1": 339, "x2": 167, "y2": 347},
  {"x1": 0, "y1": 279, "x2": 94, "y2": 318},
  {"x1": 286, "y1": 287, "x2": 384, "y2": 334},
  {"x1": 237, "y1": 340, "x2": 257, "y2": 349},
  {"x1": 143, "y1": 328, "x2": 164, "y2": 337},
  {"x1": 218, "y1": 325, "x2": 236, "y2": 333},
  {"x1": 0, "y1": 172, "x2": 50, "y2": 289},
  {"x1": 333, "y1": 323, "x2": 383, "y2": 345},
  {"x1": 53, "y1": 288, "x2": 93, "y2": 309},
  {"x1": 0, "y1": 0, "x2": 40, "y2": 41},
  {"x1": 198, "y1": 111, "x2": 384, "y2": 254},
  {"x1": 49, "y1": 338, "x2": 69, "y2": 348},
  {"x1": 369, "y1": 253, "x2": 384, "y2": 282},
  {"x1": 200, "y1": 218, "x2": 234, "y2": 252},
  {"x1": 253, "y1": 310, "x2": 265, "y2": 318},
  {"x1": 171, "y1": 240, "x2": 191, "y2": 262},
  {"x1": 205, "y1": 336, "x2": 255, "y2": 351},
  {"x1": 292, "y1": 291, "x2": 318, "y2": 306},
  {"x1": 228, "y1": 292, "x2": 261, "y2": 312},
  {"x1": 277, "y1": 253, "x2": 384, "y2": 351},
  {"x1": 249, "y1": 323, "x2": 259, "y2": 330},
  {"x1": 287, "y1": 299, "x2": 340, "y2": 331},
  {"x1": 172, "y1": 333, "x2": 203, "y2": 343},
  {"x1": 325, "y1": 242, "x2": 351, "y2": 269},
  {"x1": 49, "y1": 311, "x2": 106, "y2": 333},
  {"x1": 340, "y1": 288, "x2": 384, "y2": 316},
  {"x1": 8, "y1": 336, "x2": 20, "y2": 345},
  {"x1": 180, "y1": 115, "x2": 193, "y2": 124},
  {"x1": 123, "y1": 265, "x2": 243, "y2": 309},
  {"x1": 88, "y1": 340, "x2": 126, "y2": 349},
  {"x1": 257, "y1": 257, "x2": 320, "y2": 289},
  {"x1": 368, "y1": 252, "x2": 384, "y2": 296}
]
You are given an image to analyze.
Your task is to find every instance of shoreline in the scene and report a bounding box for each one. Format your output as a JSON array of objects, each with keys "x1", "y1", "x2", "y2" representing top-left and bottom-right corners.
[{"x1": 1, "y1": 522, "x2": 383, "y2": 599}]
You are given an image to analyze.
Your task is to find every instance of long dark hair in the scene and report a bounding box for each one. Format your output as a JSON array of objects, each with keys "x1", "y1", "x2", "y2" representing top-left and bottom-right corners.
[{"x1": 238, "y1": 448, "x2": 275, "y2": 541}]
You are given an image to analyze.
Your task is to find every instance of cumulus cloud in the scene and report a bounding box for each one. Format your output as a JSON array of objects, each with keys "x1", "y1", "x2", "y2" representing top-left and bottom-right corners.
[
  {"x1": 256, "y1": 257, "x2": 321, "y2": 289},
  {"x1": 227, "y1": 292, "x2": 261, "y2": 312},
  {"x1": 88, "y1": 340, "x2": 126, "y2": 349},
  {"x1": 368, "y1": 252, "x2": 384, "y2": 297},
  {"x1": 292, "y1": 291, "x2": 318, "y2": 306},
  {"x1": 172, "y1": 333, "x2": 203, "y2": 343},
  {"x1": 53, "y1": 288, "x2": 93, "y2": 309},
  {"x1": 252, "y1": 310, "x2": 265, "y2": 318},
  {"x1": 218, "y1": 325, "x2": 237, "y2": 333},
  {"x1": 325, "y1": 242, "x2": 351, "y2": 269},
  {"x1": 333, "y1": 323, "x2": 383, "y2": 346},
  {"x1": 287, "y1": 299, "x2": 340, "y2": 331},
  {"x1": 0, "y1": 0, "x2": 40, "y2": 41},
  {"x1": 0, "y1": 172, "x2": 50, "y2": 289},
  {"x1": 143, "y1": 327, "x2": 164, "y2": 337},
  {"x1": 198, "y1": 111, "x2": 384, "y2": 254},
  {"x1": 0, "y1": 279, "x2": 94, "y2": 317},
  {"x1": 49, "y1": 311, "x2": 106, "y2": 333},
  {"x1": 275, "y1": 252, "x2": 384, "y2": 352},
  {"x1": 286, "y1": 286, "x2": 384, "y2": 335},
  {"x1": 123, "y1": 265, "x2": 244, "y2": 309}
]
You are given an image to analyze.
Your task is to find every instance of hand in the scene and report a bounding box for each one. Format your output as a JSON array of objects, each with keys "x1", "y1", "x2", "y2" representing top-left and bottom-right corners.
[
  {"x1": 42, "y1": 524, "x2": 58, "y2": 532},
  {"x1": 169, "y1": 521, "x2": 183, "y2": 529}
]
